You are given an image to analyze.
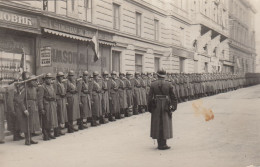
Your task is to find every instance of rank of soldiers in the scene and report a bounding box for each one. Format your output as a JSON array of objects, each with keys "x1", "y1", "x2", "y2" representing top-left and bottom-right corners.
[{"x1": 0, "y1": 71, "x2": 260, "y2": 145}]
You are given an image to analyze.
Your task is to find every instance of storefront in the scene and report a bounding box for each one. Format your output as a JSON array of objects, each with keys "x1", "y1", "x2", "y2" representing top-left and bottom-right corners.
[
  {"x1": 37, "y1": 17, "x2": 115, "y2": 76},
  {"x1": 0, "y1": 8, "x2": 40, "y2": 86}
]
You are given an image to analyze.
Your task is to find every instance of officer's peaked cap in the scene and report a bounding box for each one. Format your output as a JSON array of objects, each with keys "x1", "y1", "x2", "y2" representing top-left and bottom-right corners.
[{"x1": 157, "y1": 69, "x2": 166, "y2": 78}]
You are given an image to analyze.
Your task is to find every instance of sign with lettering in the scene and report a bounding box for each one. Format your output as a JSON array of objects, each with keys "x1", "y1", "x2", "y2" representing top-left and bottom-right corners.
[
  {"x1": 0, "y1": 9, "x2": 38, "y2": 27},
  {"x1": 40, "y1": 47, "x2": 52, "y2": 67}
]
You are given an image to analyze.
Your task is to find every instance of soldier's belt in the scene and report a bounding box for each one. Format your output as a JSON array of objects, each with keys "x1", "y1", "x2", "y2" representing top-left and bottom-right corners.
[
  {"x1": 27, "y1": 99, "x2": 37, "y2": 101},
  {"x1": 44, "y1": 97, "x2": 56, "y2": 101},
  {"x1": 155, "y1": 95, "x2": 169, "y2": 99}
]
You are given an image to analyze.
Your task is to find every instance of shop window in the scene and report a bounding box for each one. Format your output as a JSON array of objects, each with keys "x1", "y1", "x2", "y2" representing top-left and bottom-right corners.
[
  {"x1": 136, "y1": 12, "x2": 142, "y2": 36},
  {"x1": 154, "y1": 57, "x2": 160, "y2": 72},
  {"x1": 84, "y1": 0, "x2": 92, "y2": 22},
  {"x1": 154, "y1": 19, "x2": 159, "y2": 41},
  {"x1": 135, "y1": 54, "x2": 143, "y2": 72},
  {"x1": 113, "y1": 3, "x2": 120, "y2": 30},
  {"x1": 112, "y1": 51, "x2": 120, "y2": 72},
  {"x1": 179, "y1": 57, "x2": 185, "y2": 73}
]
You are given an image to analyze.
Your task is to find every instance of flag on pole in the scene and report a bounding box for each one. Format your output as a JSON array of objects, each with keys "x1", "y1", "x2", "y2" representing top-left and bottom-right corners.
[
  {"x1": 91, "y1": 31, "x2": 100, "y2": 62},
  {"x1": 20, "y1": 49, "x2": 25, "y2": 72}
]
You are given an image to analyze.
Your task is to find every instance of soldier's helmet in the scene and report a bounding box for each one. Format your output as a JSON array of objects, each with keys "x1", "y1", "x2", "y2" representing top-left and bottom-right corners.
[
  {"x1": 68, "y1": 70, "x2": 75, "y2": 76},
  {"x1": 57, "y1": 72, "x2": 64, "y2": 77},
  {"x1": 22, "y1": 71, "x2": 31, "y2": 80},
  {"x1": 103, "y1": 70, "x2": 109, "y2": 75},
  {"x1": 83, "y1": 71, "x2": 89, "y2": 76},
  {"x1": 93, "y1": 71, "x2": 99, "y2": 76},
  {"x1": 141, "y1": 72, "x2": 146, "y2": 76},
  {"x1": 126, "y1": 72, "x2": 131, "y2": 76},
  {"x1": 119, "y1": 72, "x2": 125, "y2": 76},
  {"x1": 45, "y1": 73, "x2": 53, "y2": 79},
  {"x1": 135, "y1": 72, "x2": 140, "y2": 76},
  {"x1": 111, "y1": 71, "x2": 117, "y2": 76},
  {"x1": 157, "y1": 69, "x2": 166, "y2": 78}
]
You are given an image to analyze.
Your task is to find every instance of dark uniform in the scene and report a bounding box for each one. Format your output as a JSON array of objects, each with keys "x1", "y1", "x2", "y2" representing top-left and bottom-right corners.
[
  {"x1": 38, "y1": 73, "x2": 58, "y2": 140},
  {"x1": 91, "y1": 71, "x2": 102, "y2": 126},
  {"x1": 118, "y1": 73, "x2": 127, "y2": 117},
  {"x1": 125, "y1": 72, "x2": 134, "y2": 116},
  {"x1": 109, "y1": 71, "x2": 120, "y2": 119},
  {"x1": 101, "y1": 71, "x2": 110, "y2": 123},
  {"x1": 0, "y1": 87, "x2": 6, "y2": 143},
  {"x1": 132, "y1": 72, "x2": 142, "y2": 115},
  {"x1": 148, "y1": 70, "x2": 177, "y2": 150}
]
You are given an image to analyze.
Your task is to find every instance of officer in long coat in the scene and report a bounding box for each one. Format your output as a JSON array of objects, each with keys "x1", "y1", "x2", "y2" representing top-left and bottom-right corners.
[
  {"x1": 55, "y1": 72, "x2": 67, "y2": 136},
  {"x1": 38, "y1": 73, "x2": 58, "y2": 140},
  {"x1": 66, "y1": 70, "x2": 80, "y2": 132},
  {"x1": 148, "y1": 69, "x2": 178, "y2": 150},
  {"x1": 101, "y1": 71, "x2": 109, "y2": 123},
  {"x1": 125, "y1": 72, "x2": 133, "y2": 116},
  {"x1": 91, "y1": 71, "x2": 102, "y2": 126},
  {"x1": 80, "y1": 71, "x2": 92, "y2": 126},
  {"x1": 0, "y1": 87, "x2": 6, "y2": 144}
]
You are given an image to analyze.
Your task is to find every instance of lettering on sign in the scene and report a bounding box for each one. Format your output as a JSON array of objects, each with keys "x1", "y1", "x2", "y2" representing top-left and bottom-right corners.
[
  {"x1": 51, "y1": 48, "x2": 88, "y2": 65},
  {"x1": 0, "y1": 10, "x2": 33, "y2": 26},
  {"x1": 40, "y1": 47, "x2": 52, "y2": 67}
]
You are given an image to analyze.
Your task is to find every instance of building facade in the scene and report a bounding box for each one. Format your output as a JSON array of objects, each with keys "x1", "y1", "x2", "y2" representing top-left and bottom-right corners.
[
  {"x1": 228, "y1": 0, "x2": 257, "y2": 73},
  {"x1": 0, "y1": 0, "x2": 257, "y2": 86}
]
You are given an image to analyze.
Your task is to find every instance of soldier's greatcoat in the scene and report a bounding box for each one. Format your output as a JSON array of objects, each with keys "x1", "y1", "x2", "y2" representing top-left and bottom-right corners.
[
  {"x1": 38, "y1": 83, "x2": 58, "y2": 129},
  {"x1": 140, "y1": 78, "x2": 147, "y2": 105},
  {"x1": 81, "y1": 80, "x2": 92, "y2": 118},
  {"x1": 56, "y1": 81, "x2": 68, "y2": 124},
  {"x1": 91, "y1": 79, "x2": 102, "y2": 117},
  {"x1": 117, "y1": 78, "x2": 127, "y2": 109},
  {"x1": 125, "y1": 78, "x2": 133, "y2": 108},
  {"x1": 0, "y1": 87, "x2": 6, "y2": 141},
  {"x1": 66, "y1": 80, "x2": 81, "y2": 121},
  {"x1": 148, "y1": 78, "x2": 177, "y2": 139},
  {"x1": 132, "y1": 78, "x2": 142, "y2": 106},
  {"x1": 102, "y1": 79, "x2": 110, "y2": 115},
  {"x1": 109, "y1": 78, "x2": 120, "y2": 114}
]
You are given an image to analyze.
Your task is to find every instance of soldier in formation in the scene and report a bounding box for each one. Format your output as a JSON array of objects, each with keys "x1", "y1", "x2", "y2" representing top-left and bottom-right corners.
[{"x1": 1, "y1": 70, "x2": 260, "y2": 146}]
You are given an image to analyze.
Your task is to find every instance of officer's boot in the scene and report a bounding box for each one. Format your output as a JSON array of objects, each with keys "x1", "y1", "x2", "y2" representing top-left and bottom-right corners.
[
  {"x1": 54, "y1": 128, "x2": 60, "y2": 137},
  {"x1": 48, "y1": 129, "x2": 56, "y2": 139},
  {"x1": 24, "y1": 133, "x2": 30, "y2": 146}
]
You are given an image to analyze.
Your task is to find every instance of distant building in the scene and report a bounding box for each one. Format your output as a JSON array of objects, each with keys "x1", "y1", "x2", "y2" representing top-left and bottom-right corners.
[{"x1": 228, "y1": 0, "x2": 257, "y2": 73}]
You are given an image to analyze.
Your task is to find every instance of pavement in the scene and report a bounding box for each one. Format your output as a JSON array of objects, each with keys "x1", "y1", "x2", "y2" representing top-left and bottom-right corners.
[{"x1": 1, "y1": 85, "x2": 260, "y2": 167}]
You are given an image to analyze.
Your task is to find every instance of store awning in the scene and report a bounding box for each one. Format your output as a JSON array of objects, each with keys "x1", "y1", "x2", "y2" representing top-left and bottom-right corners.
[
  {"x1": 43, "y1": 28, "x2": 92, "y2": 42},
  {"x1": 99, "y1": 39, "x2": 116, "y2": 46}
]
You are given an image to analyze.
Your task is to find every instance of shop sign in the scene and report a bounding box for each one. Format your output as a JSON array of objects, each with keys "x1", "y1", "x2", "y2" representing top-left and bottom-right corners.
[
  {"x1": 51, "y1": 48, "x2": 87, "y2": 65},
  {"x1": 0, "y1": 9, "x2": 38, "y2": 29},
  {"x1": 40, "y1": 47, "x2": 52, "y2": 67},
  {"x1": 41, "y1": 18, "x2": 113, "y2": 40}
]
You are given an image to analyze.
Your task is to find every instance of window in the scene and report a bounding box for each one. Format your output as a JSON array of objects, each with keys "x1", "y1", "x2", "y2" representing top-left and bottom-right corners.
[
  {"x1": 204, "y1": 62, "x2": 208, "y2": 73},
  {"x1": 72, "y1": 0, "x2": 75, "y2": 11},
  {"x1": 179, "y1": 57, "x2": 185, "y2": 73},
  {"x1": 112, "y1": 51, "x2": 120, "y2": 72},
  {"x1": 154, "y1": 57, "x2": 160, "y2": 72},
  {"x1": 113, "y1": 4, "x2": 120, "y2": 30},
  {"x1": 135, "y1": 54, "x2": 143, "y2": 72},
  {"x1": 85, "y1": 0, "x2": 92, "y2": 22},
  {"x1": 194, "y1": 60, "x2": 198, "y2": 73},
  {"x1": 154, "y1": 19, "x2": 159, "y2": 41},
  {"x1": 136, "y1": 12, "x2": 141, "y2": 36}
]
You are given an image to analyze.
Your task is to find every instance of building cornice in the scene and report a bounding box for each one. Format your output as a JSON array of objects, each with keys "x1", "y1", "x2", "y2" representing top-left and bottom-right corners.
[{"x1": 0, "y1": 1, "x2": 42, "y2": 15}]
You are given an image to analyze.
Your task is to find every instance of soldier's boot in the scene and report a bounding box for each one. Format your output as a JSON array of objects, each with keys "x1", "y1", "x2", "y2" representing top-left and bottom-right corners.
[
  {"x1": 42, "y1": 129, "x2": 50, "y2": 141},
  {"x1": 48, "y1": 129, "x2": 56, "y2": 140},
  {"x1": 125, "y1": 108, "x2": 130, "y2": 117},
  {"x1": 13, "y1": 131, "x2": 25, "y2": 141},
  {"x1": 120, "y1": 109, "x2": 125, "y2": 118},
  {"x1": 67, "y1": 124, "x2": 74, "y2": 133},
  {"x1": 30, "y1": 135, "x2": 38, "y2": 145},
  {"x1": 54, "y1": 128, "x2": 60, "y2": 137},
  {"x1": 58, "y1": 127, "x2": 65, "y2": 136},
  {"x1": 133, "y1": 107, "x2": 139, "y2": 115},
  {"x1": 91, "y1": 116, "x2": 98, "y2": 127},
  {"x1": 24, "y1": 133, "x2": 31, "y2": 146},
  {"x1": 109, "y1": 114, "x2": 116, "y2": 122},
  {"x1": 100, "y1": 115, "x2": 108, "y2": 124},
  {"x1": 77, "y1": 119, "x2": 86, "y2": 130}
]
